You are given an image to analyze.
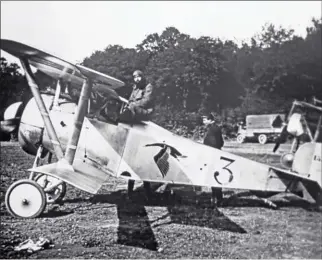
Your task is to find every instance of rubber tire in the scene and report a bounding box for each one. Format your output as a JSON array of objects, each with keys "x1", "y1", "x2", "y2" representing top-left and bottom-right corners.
[
  {"x1": 236, "y1": 134, "x2": 245, "y2": 144},
  {"x1": 258, "y1": 134, "x2": 268, "y2": 144},
  {"x1": 35, "y1": 174, "x2": 67, "y2": 204},
  {"x1": 5, "y1": 179, "x2": 47, "y2": 219}
]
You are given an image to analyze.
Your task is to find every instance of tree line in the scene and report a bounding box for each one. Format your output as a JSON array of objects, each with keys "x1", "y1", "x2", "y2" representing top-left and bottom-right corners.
[
  {"x1": 81, "y1": 18, "x2": 321, "y2": 136},
  {"x1": 1, "y1": 18, "x2": 321, "y2": 138}
]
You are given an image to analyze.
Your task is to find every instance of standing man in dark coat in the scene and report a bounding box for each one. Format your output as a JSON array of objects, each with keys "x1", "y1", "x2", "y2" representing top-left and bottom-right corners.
[
  {"x1": 203, "y1": 113, "x2": 224, "y2": 149},
  {"x1": 203, "y1": 113, "x2": 224, "y2": 206}
]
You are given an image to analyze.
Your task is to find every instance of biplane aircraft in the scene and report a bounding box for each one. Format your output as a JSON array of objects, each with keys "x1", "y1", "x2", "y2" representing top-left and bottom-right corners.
[{"x1": 1, "y1": 39, "x2": 321, "y2": 219}]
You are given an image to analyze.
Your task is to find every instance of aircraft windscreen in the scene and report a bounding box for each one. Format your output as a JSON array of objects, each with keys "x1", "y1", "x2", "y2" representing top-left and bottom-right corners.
[
  {"x1": 39, "y1": 77, "x2": 123, "y2": 123},
  {"x1": 87, "y1": 89, "x2": 123, "y2": 123}
]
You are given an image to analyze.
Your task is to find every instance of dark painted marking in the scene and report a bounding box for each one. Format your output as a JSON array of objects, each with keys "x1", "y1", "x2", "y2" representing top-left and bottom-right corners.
[
  {"x1": 214, "y1": 156, "x2": 234, "y2": 185},
  {"x1": 121, "y1": 172, "x2": 131, "y2": 177}
]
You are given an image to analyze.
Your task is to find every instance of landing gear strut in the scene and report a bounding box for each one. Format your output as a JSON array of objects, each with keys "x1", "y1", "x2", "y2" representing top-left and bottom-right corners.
[{"x1": 127, "y1": 180, "x2": 153, "y2": 200}]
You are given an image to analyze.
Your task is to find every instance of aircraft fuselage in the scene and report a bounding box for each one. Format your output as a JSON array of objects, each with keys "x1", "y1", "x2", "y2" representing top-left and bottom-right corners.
[{"x1": 17, "y1": 94, "x2": 321, "y2": 197}]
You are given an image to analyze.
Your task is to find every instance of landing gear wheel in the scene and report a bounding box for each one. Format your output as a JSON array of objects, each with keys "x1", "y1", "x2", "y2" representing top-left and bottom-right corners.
[
  {"x1": 5, "y1": 179, "x2": 47, "y2": 218},
  {"x1": 35, "y1": 174, "x2": 66, "y2": 204},
  {"x1": 258, "y1": 134, "x2": 268, "y2": 144},
  {"x1": 236, "y1": 134, "x2": 245, "y2": 144}
]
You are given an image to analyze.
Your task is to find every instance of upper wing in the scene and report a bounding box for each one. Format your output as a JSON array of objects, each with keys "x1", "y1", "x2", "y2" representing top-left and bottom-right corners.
[{"x1": 0, "y1": 39, "x2": 126, "y2": 101}]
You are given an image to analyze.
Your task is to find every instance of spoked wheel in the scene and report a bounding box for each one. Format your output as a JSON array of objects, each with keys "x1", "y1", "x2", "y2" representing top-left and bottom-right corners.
[
  {"x1": 236, "y1": 134, "x2": 245, "y2": 144},
  {"x1": 258, "y1": 134, "x2": 268, "y2": 144},
  {"x1": 5, "y1": 179, "x2": 47, "y2": 218},
  {"x1": 35, "y1": 174, "x2": 66, "y2": 204}
]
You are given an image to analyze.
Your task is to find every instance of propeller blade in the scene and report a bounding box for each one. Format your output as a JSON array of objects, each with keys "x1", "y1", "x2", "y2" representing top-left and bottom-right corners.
[
  {"x1": 0, "y1": 118, "x2": 20, "y2": 134},
  {"x1": 1, "y1": 101, "x2": 24, "y2": 135},
  {"x1": 273, "y1": 141, "x2": 280, "y2": 153},
  {"x1": 273, "y1": 125, "x2": 288, "y2": 153}
]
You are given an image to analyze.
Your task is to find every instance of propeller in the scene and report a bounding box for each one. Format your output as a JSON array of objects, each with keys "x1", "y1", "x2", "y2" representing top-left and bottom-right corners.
[
  {"x1": 0, "y1": 102, "x2": 24, "y2": 136},
  {"x1": 0, "y1": 118, "x2": 21, "y2": 134},
  {"x1": 273, "y1": 123, "x2": 288, "y2": 153}
]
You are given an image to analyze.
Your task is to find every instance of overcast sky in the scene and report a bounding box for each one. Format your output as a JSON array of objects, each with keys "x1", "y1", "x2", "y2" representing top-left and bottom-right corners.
[{"x1": 1, "y1": 1, "x2": 321, "y2": 65}]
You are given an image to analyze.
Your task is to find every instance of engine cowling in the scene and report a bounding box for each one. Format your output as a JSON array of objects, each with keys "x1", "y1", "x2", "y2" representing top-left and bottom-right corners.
[
  {"x1": 18, "y1": 94, "x2": 78, "y2": 156},
  {"x1": 18, "y1": 95, "x2": 54, "y2": 156}
]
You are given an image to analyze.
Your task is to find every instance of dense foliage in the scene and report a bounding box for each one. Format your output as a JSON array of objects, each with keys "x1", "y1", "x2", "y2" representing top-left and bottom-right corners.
[
  {"x1": 82, "y1": 18, "x2": 322, "y2": 137},
  {"x1": 1, "y1": 18, "x2": 321, "y2": 138},
  {"x1": 0, "y1": 58, "x2": 26, "y2": 119}
]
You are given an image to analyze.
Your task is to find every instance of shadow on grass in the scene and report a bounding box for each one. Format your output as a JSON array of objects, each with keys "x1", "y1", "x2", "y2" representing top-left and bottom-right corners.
[
  {"x1": 91, "y1": 189, "x2": 247, "y2": 239},
  {"x1": 41, "y1": 208, "x2": 74, "y2": 218},
  {"x1": 116, "y1": 198, "x2": 159, "y2": 251},
  {"x1": 153, "y1": 203, "x2": 247, "y2": 234},
  {"x1": 52, "y1": 187, "x2": 319, "y2": 251}
]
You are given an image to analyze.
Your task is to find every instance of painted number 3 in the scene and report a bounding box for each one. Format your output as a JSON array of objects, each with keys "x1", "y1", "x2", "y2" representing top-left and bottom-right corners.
[{"x1": 214, "y1": 156, "x2": 234, "y2": 185}]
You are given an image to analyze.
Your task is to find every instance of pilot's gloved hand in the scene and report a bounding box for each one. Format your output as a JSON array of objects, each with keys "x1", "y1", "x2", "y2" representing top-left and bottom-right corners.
[
  {"x1": 127, "y1": 103, "x2": 136, "y2": 114},
  {"x1": 122, "y1": 102, "x2": 132, "y2": 112}
]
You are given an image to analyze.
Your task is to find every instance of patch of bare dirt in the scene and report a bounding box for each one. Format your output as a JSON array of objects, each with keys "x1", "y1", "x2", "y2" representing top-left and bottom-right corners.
[{"x1": 1, "y1": 142, "x2": 321, "y2": 259}]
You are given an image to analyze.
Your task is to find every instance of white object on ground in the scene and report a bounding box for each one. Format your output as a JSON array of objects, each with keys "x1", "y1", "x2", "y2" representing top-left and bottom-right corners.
[{"x1": 14, "y1": 237, "x2": 53, "y2": 253}]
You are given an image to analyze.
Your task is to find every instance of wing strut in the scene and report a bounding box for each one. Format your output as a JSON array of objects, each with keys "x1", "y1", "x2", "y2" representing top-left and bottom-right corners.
[
  {"x1": 20, "y1": 59, "x2": 64, "y2": 159},
  {"x1": 29, "y1": 77, "x2": 95, "y2": 191},
  {"x1": 64, "y1": 78, "x2": 93, "y2": 165}
]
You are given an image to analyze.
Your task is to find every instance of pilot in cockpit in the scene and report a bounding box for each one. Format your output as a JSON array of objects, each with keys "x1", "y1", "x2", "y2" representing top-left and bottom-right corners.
[
  {"x1": 119, "y1": 70, "x2": 154, "y2": 123},
  {"x1": 76, "y1": 70, "x2": 154, "y2": 124},
  {"x1": 118, "y1": 70, "x2": 155, "y2": 197}
]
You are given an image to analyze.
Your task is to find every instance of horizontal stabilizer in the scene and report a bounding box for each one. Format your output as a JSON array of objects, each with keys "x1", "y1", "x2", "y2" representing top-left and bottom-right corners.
[
  {"x1": 270, "y1": 166, "x2": 322, "y2": 202},
  {"x1": 270, "y1": 166, "x2": 320, "y2": 184},
  {"x1": 29, "y1": 159, "x2": 109, "y2": 194}
]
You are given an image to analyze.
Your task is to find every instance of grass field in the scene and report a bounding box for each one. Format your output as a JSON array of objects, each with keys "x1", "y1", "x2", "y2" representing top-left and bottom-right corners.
[{"x1": 0, "y1": 142, "x2": 321, "y2": 259}]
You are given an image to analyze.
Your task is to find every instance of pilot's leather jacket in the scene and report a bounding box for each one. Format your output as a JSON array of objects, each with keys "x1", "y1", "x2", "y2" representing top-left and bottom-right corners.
[{"x1": 127, "y1": 83, "x2": 154, "y2": 115}]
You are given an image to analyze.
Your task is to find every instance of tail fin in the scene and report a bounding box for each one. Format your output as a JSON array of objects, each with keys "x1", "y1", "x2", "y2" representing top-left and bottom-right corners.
[{"x1": 292, "y1": 143, "x2": 321, "y2": 187}]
